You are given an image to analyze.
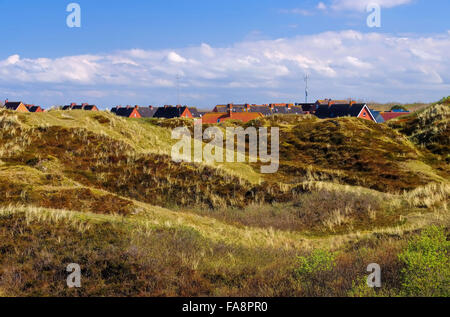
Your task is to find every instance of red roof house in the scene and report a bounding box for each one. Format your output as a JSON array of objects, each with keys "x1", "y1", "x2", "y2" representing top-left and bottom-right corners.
[
  {"x1": 201, "y1": 105, "x2": 263, "y2": 124},
  {"x1": 380, "y1": 112, "x2": 410, "y2": 121},
  {"x1": 26, "y1": 105, "x2": 44, "y2": 112},
  {"x1": 4, "y1": 101, "x2": 29, "y2": 112},
  {"x1": 112, "y1": 106, "x2": 142, "y2": 118}
]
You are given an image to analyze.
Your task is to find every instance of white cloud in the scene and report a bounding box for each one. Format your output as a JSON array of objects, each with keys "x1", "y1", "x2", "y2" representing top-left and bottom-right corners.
[
  {"x1": 5, "y1": 55, "x2": 20, "y2": 65},
  {"x1": 167, "y1": 51, "x2": 187, "y2": 63},
  {"x1": 317, "y1": 2, "x2": 327, "y2": 10},
  {"x1": 0, "y1": 30, "x2": 449, "y2": 106}
]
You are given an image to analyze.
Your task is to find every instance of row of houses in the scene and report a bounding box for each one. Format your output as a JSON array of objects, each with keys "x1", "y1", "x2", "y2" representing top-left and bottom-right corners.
[
  {"x1": 110, "y1": 105, "x2": 204, "y2": 119},
  {"x1": 1, "y1": 101, "x2": 45, "y2": 113},
  {"x1": 308, "y1": 99, "x2": 410, "y2": 123},
  {"x1": 0, "y1": 100, "x2": 98, "y2": 113},
  {"x1": 62, "y1": 103, "x2": 99, "y2": 111},
  {"x1": 1, "y1": 99, "x2": 410, "y2": 124}
]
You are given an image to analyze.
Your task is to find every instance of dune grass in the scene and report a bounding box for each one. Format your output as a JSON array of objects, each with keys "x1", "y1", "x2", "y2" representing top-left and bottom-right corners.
[{"x1": 0, "y1": 106, "x2": 448, "y2": 297}]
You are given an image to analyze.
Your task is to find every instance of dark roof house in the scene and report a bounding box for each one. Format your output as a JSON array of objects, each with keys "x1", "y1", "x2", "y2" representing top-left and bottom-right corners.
[
  {"x1": 315, "y1": 103, "x2": 376, "y2": 122},
  {"x1": 137, "y1": 106, "x2": 158, "y2": 118},
  {"x1": 153, "y1": 106, "x2": 193, "y2": 119},
  {"x1": 250, "y1": 105, "x2": 273, "y2": 116},
  {"x1": 112, "y1": 106, "x2": 142, "y2": 118},
  {"x1": 4, "y1": 101, "x2": 29, "y2": 112},
  {"x1": 296, "y1": 103, "x2": 318, "y2": 113},
  {"x1": 213, "y1": 104, "x2": 247, "y2": 113},
  {"x1": 188, "y1": 107, "x2": 202, "y2": 118},
  {"x1": 63, "y1": 103, "x2": 99, "y2": 111},
  {"x1": 26, "y1": 105, "x2": 44, "y2": 113}
]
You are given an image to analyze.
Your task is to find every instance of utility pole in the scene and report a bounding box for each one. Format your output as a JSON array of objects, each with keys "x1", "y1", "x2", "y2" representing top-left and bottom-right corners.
[{"x1": 304, "y1": 74, "x2": 309, "y2": 103}]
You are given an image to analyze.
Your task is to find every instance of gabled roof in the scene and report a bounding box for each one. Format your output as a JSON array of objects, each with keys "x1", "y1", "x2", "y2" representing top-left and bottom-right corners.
[
  {"x1": 27, "y1": 106, "x2": 43, "y2": 112},
  {"x1": 317, "y1": 99, "x2": 350, "y2": 105},
  {"x1": 188, "y1": 107, "x2": 202, "y2": 118},
  {"x1": 83, "y1": 105, "x2": 98, "y2": 111},
  {"x1": 249, "y1": 106, "x2": 272, "y2": 116},
  {"x1": 114, "y1": 107, "x2": 138, "y2": 117},
  {"x1": 370, "y1": 110, "x2": 385, "y2": 123},
  {"x1": 315, "y1": 103, "x2": 369, "y2": 119},
  {"x1": 286, "y1": 106, "x2": 305, "y2": 114},
  {"x1": 63, "y1": 104, "x2": 98, "y2": 110},
  {"x1": 137, "y1": 107, "x2": 158, "y2": 118},
  {"x1": 214, "y1": 104, "x2": 247, "y2": 113},
  {"x1": 4, "y1": 102, "x2": 24, "y2": 110},
  {"x1": 154, "y1": 106, "x2": 190, "y2": 118}
]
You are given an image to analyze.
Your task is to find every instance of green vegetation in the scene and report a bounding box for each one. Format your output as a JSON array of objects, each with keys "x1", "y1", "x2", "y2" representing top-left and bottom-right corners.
[
  {"x1": 391, "y1": 105, "x2": 409, "y2": 112},
  {"x1": 0, "y1": 100, "x2": 448, "y2": 297},
  {"x1": 389, "y1": 103, "x2": 450, "y2": 167},
  {"x1": 436, "y1": 96, "x2": 450, "y2": 105},
  {"x1": 399, "y1": 226, "x2": 449, "y2": 297},
  {"x1": 249, "y1": 115, "x2": 439, "y2": 192}
]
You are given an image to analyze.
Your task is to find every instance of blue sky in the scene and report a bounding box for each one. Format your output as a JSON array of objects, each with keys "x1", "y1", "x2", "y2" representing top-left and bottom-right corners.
[{"x1": 0, "y1": 0, "x2": 449, "y2": 108}]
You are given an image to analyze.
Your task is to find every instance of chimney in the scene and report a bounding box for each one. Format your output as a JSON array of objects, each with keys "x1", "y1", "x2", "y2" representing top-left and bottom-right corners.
[
  {"x1": 126, "y1": 105, "x2": 131, "y2": 109},
  {"x1": 149, "y1": 105, "x2": 153, "y2": 110},
  {"x1": 164, "y1": 105, "x2": 169, "y2": 108},
  {"x1": 71, "y1": 102, "x2": 77, "y2": 106},
  {"x1": 135, "y1": 105, "x2": 139, "y2": 109},
  {"x1": 228, "y1": 103, "x2": 233, "y2": 118},
  {"x1": 4, "y1": 99, "x2": 8, "y2": 105},
  {"x1": 270, "y1": 104, "x2": 275, "y2": 110},
  {"x1": 328, "y1": 99, "x2": 332, "y2": 107},
  {"x1": 349, "y1": 100, "x2": 355, "y2": 106},
  {"x1": 82, "y1": 103, "x2": 88, "y2": 106},
  {"x1": 245, "y1": 103, "x2": 250, "y2": 111}
]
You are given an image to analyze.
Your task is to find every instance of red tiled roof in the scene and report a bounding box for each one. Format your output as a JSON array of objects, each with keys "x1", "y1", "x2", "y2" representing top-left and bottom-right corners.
[
  {"x1": 201, "y1": 112, "x2": 263, "y2": 124},
  {"x1": 380, "y1": 112, "x2": 410, "y2": 121}
]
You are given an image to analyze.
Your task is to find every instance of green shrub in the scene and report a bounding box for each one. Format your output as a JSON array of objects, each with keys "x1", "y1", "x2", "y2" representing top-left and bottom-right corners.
[
  {"x1": 391, "y1": 105, "x2": 408, "y2": 112},
  {"x1": 296, "y1": 249, "x2": 336, "y2": 276},
  {"x1": 436, "y1": 96, "x2": 450, "y2": 105},
  {"x1": 295, "y1": 249, "x2": 338, "y2": 296},
  {"x1": 398, "y1": 226, "x2": 450, "y2": 297}
]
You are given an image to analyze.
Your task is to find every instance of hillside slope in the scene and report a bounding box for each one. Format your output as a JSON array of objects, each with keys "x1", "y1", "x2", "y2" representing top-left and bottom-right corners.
[
  {"x1": 0, "y1": 111, "x2": 290, "y2": 210},
  {"x1": 0, "y1": 108, "x2": 448, "y2": 297},
  {"x1": 247, "y1": 115, "x2": 444, "y2": 192},
  {"x1": 389, "y1": 103, "x2": 449, "y2": 161}
]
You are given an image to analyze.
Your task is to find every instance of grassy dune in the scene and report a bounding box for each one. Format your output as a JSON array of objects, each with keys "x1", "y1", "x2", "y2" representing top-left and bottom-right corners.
[{"x1": 0, "y1": 105, "x2": 448, "y2": 297}]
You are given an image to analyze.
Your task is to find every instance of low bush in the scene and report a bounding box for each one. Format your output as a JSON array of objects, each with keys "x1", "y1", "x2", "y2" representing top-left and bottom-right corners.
[{"x1": 398, "y1": 226, "x2": 449, "y2": 297}]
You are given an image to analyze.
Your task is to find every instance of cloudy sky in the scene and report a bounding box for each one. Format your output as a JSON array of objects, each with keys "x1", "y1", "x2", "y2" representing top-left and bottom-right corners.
[{"x1": 0, "y1": 0, "x2": 449, "y2": 108}]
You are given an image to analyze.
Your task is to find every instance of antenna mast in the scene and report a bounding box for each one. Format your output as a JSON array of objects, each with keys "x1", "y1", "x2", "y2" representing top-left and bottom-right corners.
[{"x1": 304, "y1": 74, "x2": 309, "y2": 103}]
